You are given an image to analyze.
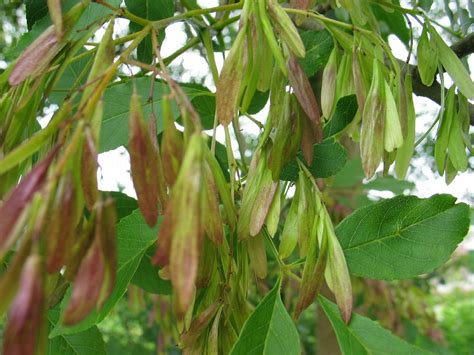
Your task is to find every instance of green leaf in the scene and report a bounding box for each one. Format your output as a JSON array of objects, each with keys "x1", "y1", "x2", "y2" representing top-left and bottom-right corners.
[
  {"x1": 332, "y1": 157, "x2": 365, "y2": 188},
  {"x1": 188, "y1": 89, "x2": 269, "y2": 129},
  {"x1": 336, "y1": 194, "x2": 470, "y2": 280},
  {"x1": 332, "y1": 158, "x2": 415, "y2": 194},
  {"x1": 125, "y1": 0, "x2": 174, "y2": 23},
  {"x1": 49, "y1": 50, "x2": 92, "y2": 104},
  {"x1": 191, "y1": 95, "x2": 216, "y2": 130},
  {"x1": 280, "y1": 141, "x2": 347, "y2": 181},
  {"x1": 230, "y1": 281, "x2": 300, "y2": 355},
  {"x1": 50, "y1": 210, "x2": 160, "y2": 336},
  {"x1": 65, "y1": 0, "x2": 123, "y2": 40},
  {"x1": 207, "y1": 138, "x2": 230, "y2": 180},
  {"x1": 131, "y1": 247, "x2": 171, "y2": 294},
  {"x1": 319, "y1": 296, "x2": 432, "y2": 355},
  {"x1": 47, "y1": 308, "x2": 106, "y2": 355},
  {"x1": 107, "y1": 191, "x2": 138, "y2": 220},
  {"x1": 100, "y1": 78, "x2": 212, "y2": 152},
  {"x1": 323, "y1": 95, "x2": 358, "y2": 138},
  {"x1": 246, "y1": 90, "x2": 270, "y2": 115},
  {"x1": 418, "y1": 0, "x2": 434, "y2": 10},
  {"x1": 364, "y1": 176, "x2": 415, "y2": 195},
  {"x1": 125, "y1": 0, "x2": 174, "y2": 63},
  {"x1": 25, "y1": 0, "x2": 48, "y2": 30},
  {"x1": 372, "y1": 1, "x2": 410, "y2": 45},
  {"x1": 298, "y1": 30, "x2": 334, "y2": 77}
]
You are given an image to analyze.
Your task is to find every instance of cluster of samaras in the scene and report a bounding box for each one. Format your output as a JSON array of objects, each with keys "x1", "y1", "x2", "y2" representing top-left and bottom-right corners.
[{"x1": 0, "y1": 0, "x2": 472, "y2": 353}]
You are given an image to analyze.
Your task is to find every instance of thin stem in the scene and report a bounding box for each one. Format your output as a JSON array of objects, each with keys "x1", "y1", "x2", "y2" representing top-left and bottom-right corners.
[
  {"x1": 414, "y1": 113, "x2": 440, "y2": 148},
  {"x1": 284, "y1": 8, "x2": 366, "y2": 34},
  {"x1": 263, "y1": 229, "x2": 286, "y2": 269},
  {"x1": 153, "y1": 2, "x2": 243, "y2": 29},
  {"x1": 284, "y1": 8, "x2": 401, "y2": 74},
  {"x1": 286, "y1": 271, "x2": 302, "y2": 283},
  {"x1": 286, "y1": 259, "x2": 306, "y2": 269},
  {"x1": 63, "y1": 31, "x2": 143, "y2": 71},
  {"x1": 162, "y1": 15, "x2": 240, "y2": 66},
  {"x1": 430, "y1": 18, "x2": 463, "y2": 38},
  {"x1": 125, "y1": 59, "x2": 158, "y2": 73},
  {"x1": 163, "y1": 37, "x2": 200, "y2": 65},
  {"x1": 93, "y1": 0, "x2": 119, "y2": 12},
  {"x1": 415, "y1": 63, "x2": 445, "y2": 147},
  {"x1": 232, "y1": 118, "x2": 248, "y2": 172},
  {"x1": 97, "y1": 0, "x2": 243, "y2": 28},
  {"x1": 243, "y1": 113, "x2": 264, "y2": 130},
  {"x1": 78, "y1": 25, "x2": 151, "y2": 117},
  {"x1": 151, "y1": 29, "x2": 202, "y2": 131},
  {"x1": 180, "y1": 0, "x2": 216, "y2": 25},
  {"x1": 95, "y1": 0, "x2": 150, "y2": 26}
]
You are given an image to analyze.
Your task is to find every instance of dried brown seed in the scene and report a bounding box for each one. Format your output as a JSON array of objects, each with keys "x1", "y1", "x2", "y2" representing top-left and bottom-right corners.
[
  {"x1": 203, "y1": 164, "x2": 224, "y2": 245},
  {"x1": 96, "y1": 198, "x2": 117, "y2": 308},
  {"x1": 63, "y1": 199, "x2": 117, "y2": 324},
  {"x1": 129, "y1": 92, "x2": 160, "y2": 227},
  {"x1": 216, "y1": 27, "x2": 246, "y2": 126},
  {"x1": 249, "y1": 166, "x2": 278, "y2": 237},
  {"x1": 46, "y1": 172, "x2": 77, "y2": 273},
  {"x1": 0, "y1": 238, "x2": 32, "y2": 315},
  {"x1": 180, "y1": 303, "x2": 219, "y2": 348},
  {"x1": 153, "y1": 201, "x2": 174, "y2": 267},
  {"x1": 161, "y1": 96, "x2": 184, "y2": 187},
  {"x1": 294, "y1": 218, "x2": 328, "y2": 320},
  {"x1": 324, "y1": 216, "x2": 353, "y2": 323},
  {"x1": 64, "y1": 218, "x2": 94, "y2": 282},
  {"x1": 3, "y1": 254, "x2": 45, "y2": 354},
  {"x1": 0, "y1": 146, "x2": 59, "y2": 257},
  {"x1": 169, "y1": 134, "x2": 204, "y2": 315},
  {"x1": 247, "y1": 233, "x2": 268, "y2": 279},
  {"x1": 81, "y1": 127, "x2": 99, "y2": 210},
  {"x1": 360, "y1": 58, "x2": 385, "y2": 178},
  {"x1": 63, "y1": 235, "x2": 105, "y2": 325},
  {"x1": 299, "y1": 106, "x2": 319, "y2": 165},
  {"x1": 288, "y1": 56, "x2": 322, "y2": 134},
  {"x1": 8, "y1": 27, "x2": 60, "y2": 86}
]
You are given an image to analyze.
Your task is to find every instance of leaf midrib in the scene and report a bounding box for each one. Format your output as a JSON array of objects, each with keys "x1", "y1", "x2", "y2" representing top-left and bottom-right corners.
[
  {"x1": 341, "y1": 204, "x2": 455, "y2": 252},
  {"x1": 262, "y1": 292, "x2": 279, "y2": 354}
]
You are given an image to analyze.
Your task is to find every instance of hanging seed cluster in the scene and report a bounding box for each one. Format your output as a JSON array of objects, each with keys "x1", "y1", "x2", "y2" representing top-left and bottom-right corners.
[{"x1": 0, "y1": 0, "x2": 472, "y2": 353}]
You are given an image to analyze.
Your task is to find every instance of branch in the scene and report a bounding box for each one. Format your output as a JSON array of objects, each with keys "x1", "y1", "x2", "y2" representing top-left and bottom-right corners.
[
  {"x1": 407, "y1": 34, "x2": 474, "y2": 125},
  {"x1": 451, "y1": 32, "x2": 474, "y2": 58}
]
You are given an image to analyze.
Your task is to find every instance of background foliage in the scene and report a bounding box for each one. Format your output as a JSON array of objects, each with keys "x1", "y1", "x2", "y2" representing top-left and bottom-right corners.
[{"x1": 0, "y1": 0, "x2": 473, "y2": 354}]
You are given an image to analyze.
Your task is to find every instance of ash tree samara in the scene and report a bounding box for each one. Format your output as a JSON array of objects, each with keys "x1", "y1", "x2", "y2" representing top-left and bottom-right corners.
[{"x1": 0, "y1": 0, "x2": 472, "y2": 354}]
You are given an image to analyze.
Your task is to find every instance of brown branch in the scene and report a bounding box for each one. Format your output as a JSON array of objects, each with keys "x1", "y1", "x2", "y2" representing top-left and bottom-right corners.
[{"x1": 451, "y1": 32, "x2": 474, "y2": 58}]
